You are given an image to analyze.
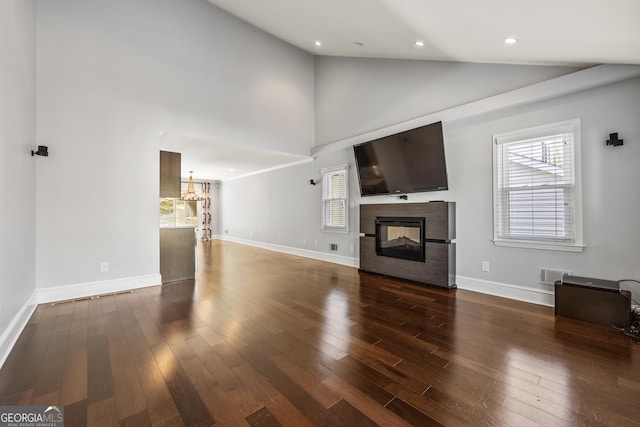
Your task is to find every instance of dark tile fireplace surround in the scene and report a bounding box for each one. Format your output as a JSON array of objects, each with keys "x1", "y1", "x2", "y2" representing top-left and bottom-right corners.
[{"x1": 359, "y1": 202, "x2": 456, "y2": 290}]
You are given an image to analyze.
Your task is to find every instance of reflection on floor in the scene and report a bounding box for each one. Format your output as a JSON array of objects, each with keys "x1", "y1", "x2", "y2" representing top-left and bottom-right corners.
[{"x1": 1, "y1": 240, "x2": 639, "y2": 426}]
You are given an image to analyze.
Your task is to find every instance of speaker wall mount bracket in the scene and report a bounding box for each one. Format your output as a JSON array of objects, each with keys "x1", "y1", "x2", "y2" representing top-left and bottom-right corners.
[{"x1": 606, "y1": 132, "x2": 624, "y2": 147}]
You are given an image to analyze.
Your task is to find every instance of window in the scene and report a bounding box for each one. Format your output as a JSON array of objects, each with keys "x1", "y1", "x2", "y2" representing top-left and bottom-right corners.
[
  {"x1": 160, "y1": 199, "x2": 198, "y2": 227},
  {"x1": 321, "y1": 165, "x2": 348, "y2": 231},
  {"x1": 493, "y1": 119, "x2": 583, "y2": 251}
]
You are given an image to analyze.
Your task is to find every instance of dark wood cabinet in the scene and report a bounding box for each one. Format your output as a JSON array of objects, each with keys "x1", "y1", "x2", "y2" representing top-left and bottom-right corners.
[
  {"x1": 555, "y1": 276, "x2": 631, "y2": 327},
  {"x1": 160, "y1": 150, "x2": 181, "y2": 198}
]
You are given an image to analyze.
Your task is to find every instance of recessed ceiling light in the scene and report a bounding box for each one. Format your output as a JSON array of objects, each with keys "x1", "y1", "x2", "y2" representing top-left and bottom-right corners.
[
  {"x1": 415, "y1": 40, "x2": 425, "y2": 47},
  {"x1": 314, "y1": 41, "x2": 322, "y2": 47},
  {"x1": 504, "y1": 37, "x2": 518, "y2": 45},
  {"x1": 228, "y1": 168, "x2": 235, "y2": 172}
]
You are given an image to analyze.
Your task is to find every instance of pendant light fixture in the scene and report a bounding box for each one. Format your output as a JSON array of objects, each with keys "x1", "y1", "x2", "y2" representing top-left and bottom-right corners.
[{"x1": 181, "y1": 171, "x2": 204, "y2": 201}]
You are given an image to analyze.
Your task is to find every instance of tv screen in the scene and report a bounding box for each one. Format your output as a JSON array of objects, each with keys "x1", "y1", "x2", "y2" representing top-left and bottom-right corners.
[{"x1": 353, "y1": 121, "x2": 448, "y2": 196}]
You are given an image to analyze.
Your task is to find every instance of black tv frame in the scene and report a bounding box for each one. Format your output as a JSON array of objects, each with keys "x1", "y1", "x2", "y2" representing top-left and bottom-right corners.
[{"x1": 353, "y1": 121, "x2": 448, "y2": 197}]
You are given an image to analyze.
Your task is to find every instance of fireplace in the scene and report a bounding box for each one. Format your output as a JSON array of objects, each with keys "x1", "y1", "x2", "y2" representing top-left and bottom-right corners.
[
  {"x1": 375, "y1": 217, "x2": 425, "y2": 262},
  {"x1": 360, "y1": 202, "x2": 456, "y2": 290}
]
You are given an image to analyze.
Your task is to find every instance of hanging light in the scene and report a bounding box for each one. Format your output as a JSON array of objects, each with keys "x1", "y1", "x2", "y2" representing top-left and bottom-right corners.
[{"x1": 181, "y1": 171, "x2": 204, "y2": 201}]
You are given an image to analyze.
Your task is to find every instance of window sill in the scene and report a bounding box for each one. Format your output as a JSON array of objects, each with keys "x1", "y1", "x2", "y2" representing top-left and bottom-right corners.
[
  {"x1": 321, "y1": 228, "x2": 349, "y2": 234},
  {"x1": 492, "y1": 239, "x2": 584, "y2": 253}
]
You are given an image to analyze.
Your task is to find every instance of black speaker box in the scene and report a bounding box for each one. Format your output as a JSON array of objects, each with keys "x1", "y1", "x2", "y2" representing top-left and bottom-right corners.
[{"x1": 555, "y1": 275, "x2": 631, "y2": 328}]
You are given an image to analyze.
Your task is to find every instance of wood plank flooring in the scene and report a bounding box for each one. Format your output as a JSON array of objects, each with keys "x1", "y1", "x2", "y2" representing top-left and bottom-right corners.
[{"x1": 1, "y1": 240, "x2": 639, "y2": 426}]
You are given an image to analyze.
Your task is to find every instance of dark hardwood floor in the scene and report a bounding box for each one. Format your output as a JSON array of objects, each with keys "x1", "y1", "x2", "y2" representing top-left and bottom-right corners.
[{"x1": 1, "y1": 240, "x2": 639, "y2": 426}]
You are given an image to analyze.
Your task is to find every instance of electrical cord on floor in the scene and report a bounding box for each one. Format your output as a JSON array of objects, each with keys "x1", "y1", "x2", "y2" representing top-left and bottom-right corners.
[
  {"x1": 611, "y1": 314, "x2": 640, "y2": 342},
  {"x1": 611, "y1": 279, "x2": 640, "y2": 342},
  {"x1": 611, "y1": 321, "x2": 640, "y2": 342}
]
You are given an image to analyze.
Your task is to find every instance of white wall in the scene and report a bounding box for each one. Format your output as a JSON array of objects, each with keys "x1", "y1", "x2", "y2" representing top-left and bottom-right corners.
[
  {"x1": 447, "y1": 77, "x2": 640, "y2": 297},
  {"x1": 221, "y1": 59, "x2": 579, "y2": 264},
  {"x1": 220, "y1": 149, "x2": 360, "y2": 265},
  {"x1": 0, "y1": 0, "x2": 37, "y2": 362},
  {"x1": 315, "y1": 56, "x2": 579, "y2": 146},
  {"x1": 221, "y1": 57, "x2": 640, "y2": 304},
  {"x1": 35, "y1": 0, "x2": 314, "y2": 290}
]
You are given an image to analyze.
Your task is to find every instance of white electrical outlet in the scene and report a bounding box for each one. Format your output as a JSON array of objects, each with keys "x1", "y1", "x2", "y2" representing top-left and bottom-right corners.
[
  {"x1": 349, "y1": 244, "x2": 354, "y2": 253},
  {"x1": 100, "y1": 261, "x2": 109, "y2": 272},
  {"x1": 303, "y1": 238, "x2": 307, "y2": 245},
  {"x1": 481, "y1": 261, "x2": 490, "y2": 272}
]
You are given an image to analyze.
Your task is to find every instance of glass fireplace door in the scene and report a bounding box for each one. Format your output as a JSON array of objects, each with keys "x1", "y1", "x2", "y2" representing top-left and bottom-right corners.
[{"x1": 375, "y1": 217, "x2": 425, "y2": 262}]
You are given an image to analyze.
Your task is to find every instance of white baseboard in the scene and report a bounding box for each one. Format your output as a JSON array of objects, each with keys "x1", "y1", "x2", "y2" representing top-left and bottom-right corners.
[
  {"x1": 1, "y1": 274, "x2": 161, "y2": 370},
  {"x1": 36, "y1": 274, "x2": 162, "y2": 304},
  {"x1": 456, "y1": 275, "x2": 554, "y2": 307},
  {"x1": 0, "y1": 291, "x2": 38, "y2": 370},
  {"x1": 217, "y1": 236, "x2": 359, "y2": 268}
]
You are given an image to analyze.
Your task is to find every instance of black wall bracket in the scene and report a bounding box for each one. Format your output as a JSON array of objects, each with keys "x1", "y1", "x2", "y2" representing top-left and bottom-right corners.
[
  {"x1": 31, "y1": 145, "x2": 49, "y2": 157},
  {"x1": 606, "y1": 132, "x2": 624, "y2": 147}
]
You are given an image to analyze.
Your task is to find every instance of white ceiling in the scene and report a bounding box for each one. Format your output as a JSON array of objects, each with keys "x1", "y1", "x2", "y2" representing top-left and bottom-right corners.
[
  {"x1": 208, "y1": 0, "x2": 640, "y2": 66},
  {"x1": 159, "y1": 132, "x2": 310, "y2": 182}
]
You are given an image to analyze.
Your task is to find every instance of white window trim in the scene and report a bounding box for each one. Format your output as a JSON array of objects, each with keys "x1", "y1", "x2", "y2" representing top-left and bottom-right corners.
[
  {"x1": 321, "y1": 164, "x2": 349, "y2": 233},
  {"x1": 492, "y1": 119, "x2": 584, "y2": 252}
]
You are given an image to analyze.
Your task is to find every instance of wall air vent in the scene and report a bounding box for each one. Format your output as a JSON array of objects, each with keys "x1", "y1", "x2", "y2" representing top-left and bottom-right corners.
[{"x1": 539, "y1": 267, "x2": 571, "y2": 285}]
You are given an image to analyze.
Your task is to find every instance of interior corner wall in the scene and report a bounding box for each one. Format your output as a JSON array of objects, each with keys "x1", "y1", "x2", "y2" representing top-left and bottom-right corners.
[
  {"x1": 219, "y1": 149, "x2": 360, "y2": 265},
  {"x1": 35, "y1": 0, "x2": 314, "y2": 290},
  {"x1": 0, "y1": 0, "x2": 37, "y2": 360}
]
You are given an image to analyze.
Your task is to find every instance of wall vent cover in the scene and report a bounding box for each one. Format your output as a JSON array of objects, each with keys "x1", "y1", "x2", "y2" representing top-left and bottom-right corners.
[
  {"x1": 330, "y1": 243, "x2": 338, "y2": 252},
  {"x1": 539, "y1": 268, "x2": 571, "y2": 285}
]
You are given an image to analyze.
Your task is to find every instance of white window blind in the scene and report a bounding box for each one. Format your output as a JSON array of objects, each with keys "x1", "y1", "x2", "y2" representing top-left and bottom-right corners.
[
  {"x1": 493, "y1": 120, "x2": 583, "y2": 250},
  {"x1": 322, "y1": 165, "x2": 348, "y2": 231}
]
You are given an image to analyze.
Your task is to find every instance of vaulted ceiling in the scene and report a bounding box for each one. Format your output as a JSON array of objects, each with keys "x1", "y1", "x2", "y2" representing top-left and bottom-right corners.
[
  {"x1": 208, "y1": 0, "x2": 640, "y2": 66},
  {"x1": 178, "y1": 0, "x2": 640, "y2": 181}
]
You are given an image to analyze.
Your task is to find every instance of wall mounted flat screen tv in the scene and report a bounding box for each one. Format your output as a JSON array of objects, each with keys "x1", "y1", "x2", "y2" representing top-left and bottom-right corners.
[{"x1": 353, "y1": 121, "x2": 448, "y2": 196}]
